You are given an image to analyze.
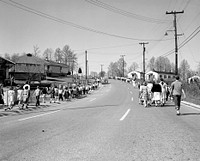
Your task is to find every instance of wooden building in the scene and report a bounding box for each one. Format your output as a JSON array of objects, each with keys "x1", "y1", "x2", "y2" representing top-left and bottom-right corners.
[
  {"x1": 0, "y1": 56, "x2": 15, "y2": 85},
  {"x1": 146, "y1": 70, "x2": 176, "y2": 83},
  {"x1": 11, "y1": 53, "x2": 70, "y2": 82},
  {"x1": 11, "y1": 53, "x2": 47, "y2": 82},
  {"x1": 45, "y1": 60, "x2": 70, "y2": 77}
]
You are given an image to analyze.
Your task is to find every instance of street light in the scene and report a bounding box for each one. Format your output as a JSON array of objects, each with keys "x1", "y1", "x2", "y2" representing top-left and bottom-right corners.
[
  {"x1": 164, "y1": 29, "x2": 174, "y2": 36},
  {"x1": 165, "y1": 30, "x2": 183, "y2": 75}
]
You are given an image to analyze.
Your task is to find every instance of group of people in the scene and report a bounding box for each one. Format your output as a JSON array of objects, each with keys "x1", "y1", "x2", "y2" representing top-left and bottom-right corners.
[
  {"x1": 139, "y1": 76, "x2": 186, "y2": 115},
  {"x1": 34, "y1": 83, "x2": 99, "y2": 106},
  {"x1": 4, "y1": 82, "x2": 31, "y2": 110},
  {"x1": 1, "y1": 81, "x2": 100, "y2": 111}
]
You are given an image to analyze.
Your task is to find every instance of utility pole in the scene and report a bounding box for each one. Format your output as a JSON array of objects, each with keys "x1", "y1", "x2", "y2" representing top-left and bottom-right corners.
[
  {"x1": 72, "y1": 59, "x2": 74, "y2": 82},
  {"x1": 120, "y1": 55, "x2": 125, "y2": 77},
  {"x1": 85, "y1": 50, "x2": 88, "y2": 83},
  {"x1": 166, "y1": 10, "x2": 184, "y2": 75},
  {"x1": 139, "y1": 42, "x2": 148, "y2": 81},
  {"x1": 100, "y1": 64, "x2": 103, "y2": 78}
]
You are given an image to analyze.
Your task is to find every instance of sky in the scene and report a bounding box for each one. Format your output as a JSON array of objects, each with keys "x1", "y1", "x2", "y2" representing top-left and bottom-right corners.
[{"x1": 0, "y1": 0, "x2": 200, "y2": 74}]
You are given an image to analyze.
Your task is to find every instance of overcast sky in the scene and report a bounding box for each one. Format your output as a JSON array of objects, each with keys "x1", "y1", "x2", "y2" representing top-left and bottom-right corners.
[{"x1": 1, "y1": 0, "x2": 200, "y2": 73}]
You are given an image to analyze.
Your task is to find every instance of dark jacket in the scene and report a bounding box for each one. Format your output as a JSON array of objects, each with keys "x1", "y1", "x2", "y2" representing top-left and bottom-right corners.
[{"x1": 151, "y1": 83, "x2": 162, "y2": 93}]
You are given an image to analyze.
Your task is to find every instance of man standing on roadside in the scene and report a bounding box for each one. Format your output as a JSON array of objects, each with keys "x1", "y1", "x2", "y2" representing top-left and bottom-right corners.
[{"x1": 171, "y1": 75, "x2": 186, "y2": 115}]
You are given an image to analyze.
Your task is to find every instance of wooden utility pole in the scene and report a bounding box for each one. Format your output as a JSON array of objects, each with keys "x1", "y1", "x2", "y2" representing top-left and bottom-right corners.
[
  {"x1": 139, "y1": 42, "x2": 148, "y2": 81},
  {"x1": 166, "y1": 10, "x2": 184, "y2": 75},
  {"x1": 100, "y1": 64, "x2": 103, "y2": 78},
  {"x1": 120, "y1": 55, "x2": 125, "y2": 77},
  {"x1": 85, "y1": 50, "x2": 88, "y2": 83}
]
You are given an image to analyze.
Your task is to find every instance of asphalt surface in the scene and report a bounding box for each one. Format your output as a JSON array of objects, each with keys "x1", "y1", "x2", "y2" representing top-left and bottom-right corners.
[{"x1": 0, "y1": 80, "x2": 200, "y2": 161}]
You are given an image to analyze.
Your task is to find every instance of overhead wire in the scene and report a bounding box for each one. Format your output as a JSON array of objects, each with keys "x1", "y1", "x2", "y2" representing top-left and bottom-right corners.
[
  {"x1": 156, "y1": 0, "x2": 193, "y2": 58},
  {"x1": 159, "y1": 22, "x2": 200, "y2": 58},
  {"x1": 178, "y1": 26, "x2": 200, "y2": 49},
  {"x1": 177, "y1": 21, "x2": 198, "y2": 63},
  {"x1": 0, "y1": 0, "x2": 167, "y2": 42},
  {"x1": 145, "y1": 0, "x2": 178, "y2": 58},
  {"x1": 85, "y1": 0, "x2": 169, "y2": 24},
  {"x1": 74, "y1": 43, "x2": 139, "y2": 52}
]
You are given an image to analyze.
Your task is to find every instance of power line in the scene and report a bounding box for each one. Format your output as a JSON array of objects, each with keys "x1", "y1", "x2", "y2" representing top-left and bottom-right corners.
[
  {"x1": 178, "y1": 26, "x2": 200, "y2": 49},
  {"x1": 85, "y1": 0, "x2": 169, "y2": 24},
  {"x1": 1, "y1": 0, "x2": 166, "y2": 42},
  {"x1": 160, "y1": 23, "x2": 200, "y2": 58},
  {"x1": 74, "y1": 43, "x2": 139, "y2": 52}
]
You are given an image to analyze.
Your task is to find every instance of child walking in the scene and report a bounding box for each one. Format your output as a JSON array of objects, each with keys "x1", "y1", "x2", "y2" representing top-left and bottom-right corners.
[
  {"x1": 5, "y1": 87, "x2": 15, "y2": 110},
  {"x1": 17, "y1": 85, "x2": 23, "y2": 109},
  {"x1": 34, "y1": 86, "x2": 41, "y2": 107}
]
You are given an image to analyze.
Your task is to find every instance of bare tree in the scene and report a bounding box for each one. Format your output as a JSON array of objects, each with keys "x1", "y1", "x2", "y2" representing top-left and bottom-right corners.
[
  {"x1": 154, "y1": 56, "x2": 172, "y2": 72},
  {"x1": 179, "y1": 59, "x2": 190, "y2": 81},
  {"x1": 33, "y1": 45, "x2": 41, "y2": 57},
  {"x1": 43, "y1": 48, "x2": 54, "y2": 60},
  {"x1": 197, "y1": 62, "x2": 200, "y2": 75},
  {"x1": 128, "y1": 62, "x2": 139, "y2": 72},
  {"x1": 62, "y1": 45, "x2": 77, "y2": 74},
  {"x1": 147, "y1": 56, "x2": 155, "y2": 71},
  {"x1": 4, "y1": 53, "x2": 21, "y2": 62},
  {"x1": 4, "y1": 53, "x2": 11, "y2": 60},
  {"x1": 118, "y1": 57, "x2": 127, "y2": 77},
  {"x1": 54, "y1": 48, "x2": 63, "y2": 62},
  {"x1": 108, "y1": 62, "x2": 120, "y2": 77}
]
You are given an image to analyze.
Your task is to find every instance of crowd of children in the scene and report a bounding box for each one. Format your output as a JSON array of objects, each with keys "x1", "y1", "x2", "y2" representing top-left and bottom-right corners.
[
  {"x1": 138, "y1": 78, "x2": 172, "y2": 108},
  {"x1": 0, "y1": 81, "x2": 100, "y2": 111}
]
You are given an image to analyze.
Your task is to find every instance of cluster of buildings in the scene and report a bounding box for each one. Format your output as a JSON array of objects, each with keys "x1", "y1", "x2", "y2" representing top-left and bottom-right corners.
[
  {"x1": 127, "y1": 70, "x2": 176, "y2": 83},
  {"x1": 0, "y1": 53, "x2": 71, "y2": 86},
  {"x1": 127, "y1": 70, "x2": 200, "y2": 85}
]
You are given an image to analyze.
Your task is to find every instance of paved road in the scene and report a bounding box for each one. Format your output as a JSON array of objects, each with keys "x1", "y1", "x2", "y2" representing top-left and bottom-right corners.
[{"x1": 1, "y1": 80, "x2": 200, "y2": 161}]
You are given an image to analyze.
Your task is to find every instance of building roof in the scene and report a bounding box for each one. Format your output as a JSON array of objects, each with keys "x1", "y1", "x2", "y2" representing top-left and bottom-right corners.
[
  {"x1": 188, "y1": 75, "x2": 200, "y2": 83},
  {"x1": 16, "y1": 53, "x2": 48, "y2": 65},
  {"x1": 152, "y1": 69, "x2": 175, "y2": 75},
  {"x1": 127, "y1": 71, "x2": 141, "y2": 79},
  {"x1": 46, "y1": 60, "x2": 69, "y2": 68},
  {"x1": 0, "y1": 56, "x2": 15, "y2": 65}
]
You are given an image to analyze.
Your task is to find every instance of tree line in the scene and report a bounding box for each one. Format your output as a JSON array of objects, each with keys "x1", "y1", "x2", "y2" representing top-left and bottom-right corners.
[
  {"x1": 107, "y1": 56, "x2": 200, "y2": 81},
  {"x1": 4, "y1": 44, "x2": 78, "y2": 74}
]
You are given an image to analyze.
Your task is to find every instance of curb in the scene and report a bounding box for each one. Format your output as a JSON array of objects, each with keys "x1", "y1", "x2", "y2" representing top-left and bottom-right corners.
[{"x1": 182, "y1": 101, "x2": 200, "y2": 110}]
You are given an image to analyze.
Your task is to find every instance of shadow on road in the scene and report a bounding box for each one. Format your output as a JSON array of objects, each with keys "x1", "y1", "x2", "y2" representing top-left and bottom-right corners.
[{"x1": 144, "y1": 103, "x2": 175, "y2": 108}]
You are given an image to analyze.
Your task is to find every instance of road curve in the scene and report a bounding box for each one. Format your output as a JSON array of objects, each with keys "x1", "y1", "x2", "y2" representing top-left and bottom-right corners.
[{"x1": 0, "y1": 80, "x2": 200, "y2": 161}]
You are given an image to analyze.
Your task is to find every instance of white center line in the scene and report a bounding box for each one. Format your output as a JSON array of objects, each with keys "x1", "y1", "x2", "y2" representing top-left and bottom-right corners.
[
  {"x1": 120, "y1": 109, "x2": 131, "y2": 121},
  {"x1": 131, "y1": 97, "x2": 134, "y2": 101},
  {"x1": 18, "y1": 110, "x2": 61, "y2": 121},
  {"x1": 130, "y1": 91, "x2": 133, "y2": 94},
  {"x1": 89, "y1": 98, "x2": 96, "y2": 102}
]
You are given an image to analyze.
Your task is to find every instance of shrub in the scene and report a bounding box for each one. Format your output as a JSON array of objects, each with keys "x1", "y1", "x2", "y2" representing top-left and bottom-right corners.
[{"x1": 183, "y1": 81, "x2": 200, "y2": 105}]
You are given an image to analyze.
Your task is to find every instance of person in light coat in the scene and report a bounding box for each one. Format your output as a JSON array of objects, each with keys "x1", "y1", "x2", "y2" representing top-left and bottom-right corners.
[
  {"x1": 17, "y1": 85, "x2": 23, "y2": 109},
  {"x1": 5, "y1": 86, "x2": 15, "y2": 110},
  {"x1": 159, "y1": 78, "x2": 167, "y2": 106}
]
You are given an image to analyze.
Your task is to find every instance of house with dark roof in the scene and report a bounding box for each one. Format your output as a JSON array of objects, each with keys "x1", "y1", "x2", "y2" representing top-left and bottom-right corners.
[
  {"x1": 11, "y1": 53, "x2": 70, "y2": 82},
  {"x1": 45, "y1": 60, "x2": 70, "y2": 77},
  {"x1": 10, "y1": 53, "x2": 47, "y2": 82}
]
